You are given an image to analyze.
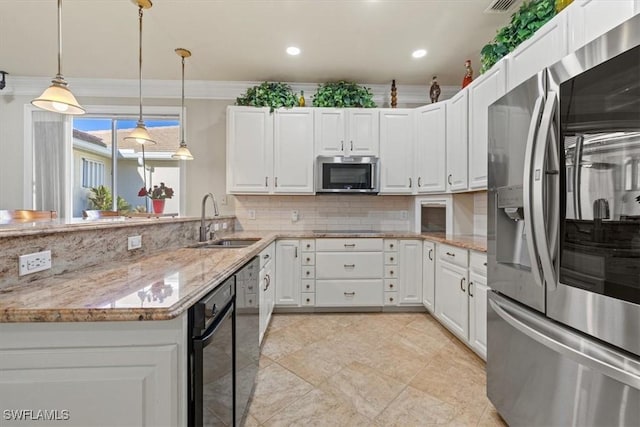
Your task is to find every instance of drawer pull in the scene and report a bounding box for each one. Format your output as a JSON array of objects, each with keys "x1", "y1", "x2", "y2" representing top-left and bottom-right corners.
[
  {"x1": 389, "y1": 270, "x2": 394, "y2": 275},
  {"x1": 390, "y1": 257, "x2": 394, "y2": 262},
  {"x1": 460, "y1": 277, "x2": 466, "y2": 293},
  {"x1": 305, "y1": 270, "x2": 311, "y2": 276},
  {"x1": 484, "y1": 262, "x2": 487, "y2": 266},
  {"x1": 344, "y1": 244, "x2": 356, "y2": 248},
  {"x1": 344, "y1": 292, "x2": 356, "y2": 296},
  {"x1": 344, "y1": 264, "x2": 355, "y2": 268},
  {"x1": 418, "y1": 177, "x2": 422, "y2": 187},
  {"x1": 448, "y1": 174, "x2": 453, "y2": 185},
  {"x1": 446, "y1": 252, "x2": 455, "y2": 257},
  {"x1": 306, "y1": 257, "x2": 311, "y2": 262},
  {"x1": 469, "y1": 281, "x2": 474, "y2": 297},
  {"x1": 390, "y1": 297, "x2": 394, "y2": 302},
  {"x1": 263, "y1": 254, "x2": 270, "y2": 260},
  {"x1": 389, "y1": 243, "x2": 394, "y2": 249},
  {"x1": 306, "y1": 284, "x2": 310, "y2": 289},
  {"x1": 306, "y1": 298, "x2": 311, "y2": 303},
  {"x1": 306, "y1": 244, "x2": 311, "y2": 249},
  {"x1": 389, "y1": 283, "x2": 394, "y2": 289},
  {"x1": 428, "y1": 249, "x2": 433, "y2": 261}
]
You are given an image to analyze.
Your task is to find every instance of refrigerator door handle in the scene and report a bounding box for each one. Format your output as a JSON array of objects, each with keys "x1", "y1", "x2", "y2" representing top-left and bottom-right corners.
[
  {"x1": 489, "y1": 293, "x2": 640, "y2": 389},
  {"x1": 531, "y1": 93, "x2": 559, "y2": 290},
  {"x1": 522, "y1": 95, "x2": 545, "y2": 287}
]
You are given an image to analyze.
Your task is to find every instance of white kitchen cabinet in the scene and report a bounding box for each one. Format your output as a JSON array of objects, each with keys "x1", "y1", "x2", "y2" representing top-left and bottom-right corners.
[
  {"x1": 397, "y1": 240, "x2": 423, "y2": 305},
  {"x1": 259, "y1": 243, "x2": 275, "y2": 344},
  {"x1": 227, "y1": 106, "x2": 273, "y2": 193},
  {"x1": 435, "y1": 244, "x2": 469, "y2": 340},
  {"x1": 468, "y1": 60, "x2": 507, "y2": 190},
  {"x1": 379, "y1": 109, "x2": 415, "y2": 194},
  {"x1": 469, "y1": 270, "x2": 488, "y2": 360},
  {"x1": 422, "y1": 240, "x2": 436, "y2": 312},
  {"x1": 275, "y1": 240, "x2": 301, "y2": 306},
  {"x1": 314, "y1": 108, "x2": 379, "y2": 156},
  {"x1": 568, "y1": 0, "x2": 637, "y2": 51},
  {"x1": 507, "y1": 11, "x2": 568, "y2": 91},
  {"x1": 414, "y1": 102, "x2": 447, "y2": 193},
  {"x1": 273, "y1": 108, "x2": 315, "y2": 193},
  {"x1": 446, "y1": 90, "x2": 469, "y2": 192}
]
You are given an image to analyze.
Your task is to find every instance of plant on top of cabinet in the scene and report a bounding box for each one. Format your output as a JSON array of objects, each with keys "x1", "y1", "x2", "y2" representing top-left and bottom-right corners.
[
  {"x1": 235, "y1": 81, "x2": 299, "y2": 112},
  {"x1": 480, "y1": 0, "x2": 556, "y2": 73},
  {"x1": 312, "y1": 81, "x2": 377, "y2": 108}
]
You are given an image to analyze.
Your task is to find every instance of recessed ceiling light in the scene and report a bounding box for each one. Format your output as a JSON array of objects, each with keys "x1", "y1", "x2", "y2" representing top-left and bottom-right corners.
[
  {"x1": 286, "y1": 46, "x2": 301, "y2": 56},
  {"x1": 412, "y1": 49, "x2": 427, "y2": 59}
]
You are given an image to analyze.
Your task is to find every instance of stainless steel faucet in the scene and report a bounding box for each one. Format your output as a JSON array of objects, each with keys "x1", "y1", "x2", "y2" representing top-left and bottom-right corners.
[{"x1": 200, "y1": 193, "x2": 220, "y2": 242}]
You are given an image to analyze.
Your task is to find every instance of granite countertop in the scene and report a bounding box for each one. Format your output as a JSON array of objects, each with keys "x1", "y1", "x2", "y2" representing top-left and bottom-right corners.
[{"x1": 0, "y1": 231, "x2": 486, "y2": 323}]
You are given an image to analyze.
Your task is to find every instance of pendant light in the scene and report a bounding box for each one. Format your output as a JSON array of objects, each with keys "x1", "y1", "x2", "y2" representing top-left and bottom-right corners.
[
  {"x1": 31, "y1": 0, "x2": 85, "y2": 115},
  {"x1": 172, "y1": 48, "x2": 194, "y2": 160},
  {"x1": 124, "y1": 0, "x2": 155, "y2": 145}
]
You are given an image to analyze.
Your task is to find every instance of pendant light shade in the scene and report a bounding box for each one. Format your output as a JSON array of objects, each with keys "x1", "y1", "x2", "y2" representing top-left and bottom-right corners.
[
  {"x1": 31, "y1": 0, "x2": 85, "y2": 115},
  {"x1": 172, "y1": 48, "x2": 194, "y2": 160},
  {"x1": 124, "y1": 0, "x2": 156, "y2": 145}
]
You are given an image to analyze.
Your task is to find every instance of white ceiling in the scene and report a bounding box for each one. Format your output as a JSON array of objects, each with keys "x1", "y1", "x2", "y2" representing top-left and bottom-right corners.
[{"x1": 1, "y1": 0, "x2": 515, "y2": 86}]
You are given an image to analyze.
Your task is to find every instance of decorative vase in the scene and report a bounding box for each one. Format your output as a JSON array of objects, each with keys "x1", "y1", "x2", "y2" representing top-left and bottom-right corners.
[
  {"x1": 152, "y1": 199, "x2": 165, "y2": 214},
  {"x1": 555, "y1": 0, "x2": 573, "y2": 13}
]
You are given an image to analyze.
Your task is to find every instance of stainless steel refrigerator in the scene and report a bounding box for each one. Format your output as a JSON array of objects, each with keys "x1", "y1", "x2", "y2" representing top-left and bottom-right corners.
[{"x1": 487, "y1": 14, "x2": 640, "y2": 426}]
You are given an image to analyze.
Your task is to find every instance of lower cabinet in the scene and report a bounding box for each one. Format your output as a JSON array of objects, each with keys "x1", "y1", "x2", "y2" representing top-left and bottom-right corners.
[
  {"x1": 398, "y1": 240, "x2": 423, "y2": 305},
  {"x1": 422, "y1": 241, "x2": 436, "y2": 312},
  {"x1": 435, "y1": 256, "x2": 469, "y2": 339},
  {"x1": 259, "y1": 243, "x2": 275, "y2": 344},
  {"x1": 316, "y1": 279, "x2": 383, "y2": 306},
  {"x1": 275, "y1": 240, "x2": 301, "y2": 306},
  {"x1": 469, "y1": 270, "x2": 488, "y2": 359}
]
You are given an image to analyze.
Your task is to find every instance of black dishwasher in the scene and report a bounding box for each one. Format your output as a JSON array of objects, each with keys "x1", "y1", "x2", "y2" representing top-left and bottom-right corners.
[{"x1": 188, "y1": 257, "x2": 259, "y2": 427}]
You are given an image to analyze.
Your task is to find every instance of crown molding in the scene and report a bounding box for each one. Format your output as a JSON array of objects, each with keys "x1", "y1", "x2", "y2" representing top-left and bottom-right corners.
[{"x1": 2, "y1": 76, "x2": 460, "y2": 105}]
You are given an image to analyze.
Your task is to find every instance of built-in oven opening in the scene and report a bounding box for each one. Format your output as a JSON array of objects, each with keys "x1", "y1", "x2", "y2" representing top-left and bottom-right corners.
[{"x1": 421, "y1": 205, "x2": 446, "y2": 233}]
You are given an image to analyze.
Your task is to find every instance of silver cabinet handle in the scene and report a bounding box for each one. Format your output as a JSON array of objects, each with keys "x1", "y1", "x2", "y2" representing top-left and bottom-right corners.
[
  {"x1": 275, "y1": 177, "x2": 278, "y2": 187},
  {"x1": 294, "y1": 247, "x2": 298, "y2": 258},
  {"x1": 469, "y1": 281, "x2": 474, "y2": 297},
  {"x1": 448, "y1": 174, "x2": 452, "y2": 185},
  {"x1": 460, "y1": 277, "x2": 466, "y2": 293},
  {"x1": 350, "y1": 141, "x2": 353, "y2": 151},
  {"x1": 428, "y1": 249, "x2": 433, "y2": 261},
  {"x1": 344, "y1": 292, "x2": 355, "y2": 296},
  {"x1": 417, "y1": 177, "x2": 421, "y2": 187},
  {"x1": 341, "y1": 140, "x2": 344, "y2": 151},
  {"x1": 265, "y1": 176, "x2": 269, "y2": 187},
  {"x1": 446, "y1": 252, "x2": 455, "y2": 257},
  {"x1": 263, "y1": 275, "x2": 270, "y2": 291},
  {"x1": 409, "y1": 177, "x2": 412, "y2": 188},
  {"x1": 344, "y1": 264, "x2": 355, "y2": 268},
  {"x1": 263, "y1": 254, "x2": 270, "y2": 260},
  {"x1": 344, "y1": 243, "x2": 356, "y2": 248}
]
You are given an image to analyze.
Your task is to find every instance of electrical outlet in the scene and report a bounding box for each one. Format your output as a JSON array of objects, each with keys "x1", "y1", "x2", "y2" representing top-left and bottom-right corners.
[
  {"x1": 400, "y1": 210, "x2": 408, "y2": 220},
  {"x1": 128, "y1": 235, "x2": 142, "y2": 250},
  {"x1": 18, "y1": 250, "x2": 52, "y2": 276},
  {"x1": 291, "y1": 210, "x2": 299, "y2": 222},
  {"x1": 248, "y1": 210, "x2": 256, "y2": 220},
  {"x1": 222, "y1": 222, "x2": 228, "y2": 230}
]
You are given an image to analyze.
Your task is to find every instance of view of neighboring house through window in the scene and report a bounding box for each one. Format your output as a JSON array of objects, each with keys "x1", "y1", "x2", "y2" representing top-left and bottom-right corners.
[{"x1": 72, "y1": 116, "x2": 180, "y2": 218}]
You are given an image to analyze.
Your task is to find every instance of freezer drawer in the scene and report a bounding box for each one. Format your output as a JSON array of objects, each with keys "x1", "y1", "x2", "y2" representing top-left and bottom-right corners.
[{"x1": 487, "y1": 291, "x2": 640, "y2": 427}]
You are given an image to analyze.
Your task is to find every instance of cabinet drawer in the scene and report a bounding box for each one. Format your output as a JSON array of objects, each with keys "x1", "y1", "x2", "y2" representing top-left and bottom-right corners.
[
  {"x1": 384, "y1": 239, "x2": 399, "y2": 252},
  {"x1": 316, "y1": 280, "x2": 383, "y2": 306},
  {"x1": 302, "y1": 253, "x2": 315, "y2": 266},
  {"x1": 245, "y1": 293, "x2": 258, "y2": 307},
  {"x1": 316, "y1": 238, "x2": 383, "y2": 252},
  {"x1": 302, "y1": 266, "x2": 316, "y2": 279},
  {"x1": 316, "y1": 252, "x2": 383, "y2": 279},
  {"x1": 384, "y1": 291, "x2": 398, "y2": 306},
  {"x1": 300, "y1": 239, "x2": 315, "y2": 252},
  {"x1": 384, "y1": 279, "x2": 398, "y2": 292},
  {"x1": 301, "y1": 279, "x2": 315, "y2": 293},
  {"x1": 301, "y1": 293, "x2": 315, "y2": 306},
  {"x1": 384, "y1": 265, "x2": 398, "y2": 279},
  {"x1": 259, "y1": 243, "x2": 275, "y2": 269},
  {"x1": 384, "y1": 253, "x2": 398, "y2": 265},
  {"x1": 469, "y1": 251, "x2": 487, "y2": 277},
  {"x1": 438, "y1": 244, "x2": 468, "y2": 268}
]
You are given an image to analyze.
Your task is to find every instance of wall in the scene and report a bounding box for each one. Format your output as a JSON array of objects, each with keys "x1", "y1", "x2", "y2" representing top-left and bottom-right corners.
[
  {"x1": 473, "y1": 191, "x2": 488, "y2": 236},
  {"x1": 233, "y1": 194, "x2": 413, "y2": 232}
]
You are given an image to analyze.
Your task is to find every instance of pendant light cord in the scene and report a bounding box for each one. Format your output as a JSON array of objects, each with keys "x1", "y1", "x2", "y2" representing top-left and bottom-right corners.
[
  {"x1": 56, "y1": 0, "x2": 63, "y2": 78},
  {"x1": 181, "y1": 55, "x2": 185, "y2": 143},
  {"x1": 138, "y1": 5, "x2": 144, "y2": 122}
]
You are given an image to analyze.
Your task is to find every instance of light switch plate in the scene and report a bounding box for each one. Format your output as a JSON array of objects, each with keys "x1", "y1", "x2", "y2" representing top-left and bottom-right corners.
[
  {"x1": 248, "y1": 210, "x2": 256, "y2": 220},
  {"x1": 128, "y1": 235, "x2": 142, "y2": 250},
  {"x1": 18, "y1": 250, "x2": 52, "y2": 276}
]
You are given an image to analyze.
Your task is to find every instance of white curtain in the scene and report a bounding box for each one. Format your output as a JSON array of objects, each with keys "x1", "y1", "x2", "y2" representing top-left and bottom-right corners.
[{"x1": 32, "y1": 110, "x2": 67, "y2": 217}]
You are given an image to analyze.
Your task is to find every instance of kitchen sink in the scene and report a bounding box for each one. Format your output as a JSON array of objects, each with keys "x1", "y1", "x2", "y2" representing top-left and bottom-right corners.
[{"x1": 189, "y1": 238, "x2": 261, "y2": 249}]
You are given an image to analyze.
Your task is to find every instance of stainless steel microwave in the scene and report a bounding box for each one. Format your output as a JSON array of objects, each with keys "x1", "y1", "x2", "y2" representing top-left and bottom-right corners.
[{"x1": 315, "y1": 156, "x2": 379, "y2": 193}]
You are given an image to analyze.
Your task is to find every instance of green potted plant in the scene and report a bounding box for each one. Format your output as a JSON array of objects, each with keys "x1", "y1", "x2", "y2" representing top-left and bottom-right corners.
[
  {"x1": 138, "y1": 182, "x2": 174, "y2": 214},
  {"x1": 480, "y1": 0, "x2": 556, "y2": 73},
  {"x1": 312, "y1": 81, "x2": 377, "y2": 108},
  {"x1": 235, "y1": 81, "x2": 299, "y2": 112},
  {"x1": 88, "y1": 185, "x2": 131, "y2": 213}
]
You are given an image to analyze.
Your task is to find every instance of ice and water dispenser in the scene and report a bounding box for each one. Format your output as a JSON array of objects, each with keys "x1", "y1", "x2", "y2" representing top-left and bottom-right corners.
[{"x1": 496, "y1": 185, "x2": 533, "y2": 271}]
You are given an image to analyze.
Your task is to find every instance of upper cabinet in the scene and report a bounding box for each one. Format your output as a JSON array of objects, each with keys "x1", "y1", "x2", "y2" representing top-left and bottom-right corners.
[
  {"x1": 273, "y1": 108, "x2": 315, "y2": 193},
  {"x1": 314, "y1": 108, "x2": 379, "y2": 157},
  {"x1": 507, "y1": 12, "x2": 568, "y2": 91},
  {"x1": 468, "y1": 60, "x2": 507, "y2": 190},
  {"x1": 414, "y1": 102, "x2": 447, "y2": 194},
  {"x1": 227, "y1": 106, "x2": 273, "y2": 193},
  {"x1": 446, "y1": 90, "x2": 468, "y2": 192},
  {"x1": 567, "y1": 0, "x2": 638, "y2": 51},
  {"x1": 379, "y1": 109, "x2": 414, "y2": 194}
]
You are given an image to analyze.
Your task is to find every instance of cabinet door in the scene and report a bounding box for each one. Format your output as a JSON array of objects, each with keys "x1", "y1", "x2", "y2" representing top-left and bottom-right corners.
[
  {"x1": 468, "y1": 61, "x2": 506, "y2": 190},
  {"x1": 227, "y1": 106, "x2": 273, "y2": 193},
  {"x1": 422, "y1": 241, "x2": 436, "y2": 312},
  {"x1": 398, "y1": 240, "x2": 423, "y2": 304},
  {"x1": 275, "y1": 240, "x2": 301, "y2": 306},
  {"x1": 274, "y1": 108, "x2": 315, "y2": 193},
  {"x1": 568, "y1": 0, "x2": 636, "y2": 51},
  {"x1": 379, "y1": 109, "x2": 414, "y2": 194},
  {"x1": 507, "y1": 12, "x2": 568, "y2": 91},
  {"x1": 435, "y1": 260, "x2": 469, "y2": 340},
  {"x1": 469, "y1": 271, "x2": 488, "y2": 360},
  {"x1": 347, "y1": 109, "x2": 379, "y2": 156},
  {"x1": 259, "y1": 266, "x2": 267, "y2": 345},
  {"x1": 415, "y1": 103, "x2": 446, "y2": 193},
  {"x1": 446, "y1": 90, "x2": 469, "y2": 192},
  {"x1": 265, "y1": 260, "x2": 275, "y2": 328},
  {"x1": 314, "y1": 108, "x2": 346, "y2": 156}
]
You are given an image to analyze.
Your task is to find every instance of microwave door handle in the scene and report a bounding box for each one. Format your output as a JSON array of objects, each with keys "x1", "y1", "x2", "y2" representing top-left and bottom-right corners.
[
  {"x1": 522, "y1": 95, "x2": 545, "y2": 288},
  {"x1": 532, "y1": 94, "x2": 559, "y2": 290}
]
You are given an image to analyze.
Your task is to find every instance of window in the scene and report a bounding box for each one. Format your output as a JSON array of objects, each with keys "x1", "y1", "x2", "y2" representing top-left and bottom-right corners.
[{"x1": 81, "y1": 158, "x2": 105, "y2": 188}]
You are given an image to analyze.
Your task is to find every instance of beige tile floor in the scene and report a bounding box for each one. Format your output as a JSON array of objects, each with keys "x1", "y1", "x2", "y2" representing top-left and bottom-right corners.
[{"x1": 245, "y1": 312, "x2": 507, "y2": 427}]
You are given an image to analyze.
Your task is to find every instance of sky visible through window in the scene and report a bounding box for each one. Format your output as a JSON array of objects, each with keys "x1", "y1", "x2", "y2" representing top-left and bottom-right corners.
[{"x1": 74, "y1": 119, "x2": 179, "y2": 131}]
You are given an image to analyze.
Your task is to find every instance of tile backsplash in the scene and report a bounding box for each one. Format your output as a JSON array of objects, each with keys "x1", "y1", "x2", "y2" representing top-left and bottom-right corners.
[
  {"x1": 234, "y1": 195, "x2": 414, "y2": 232},
  {"x1": 473, "y1": 191, "x2": 488, "y2": 236}
]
